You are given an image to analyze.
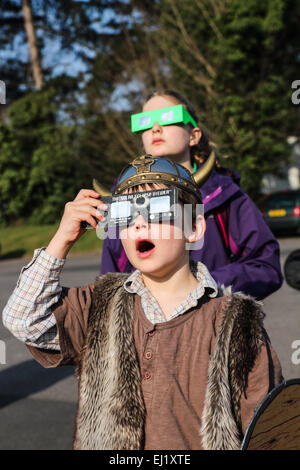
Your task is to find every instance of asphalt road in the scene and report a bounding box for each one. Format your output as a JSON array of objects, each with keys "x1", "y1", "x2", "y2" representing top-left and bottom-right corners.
[
  {"x1": 0, "y1": 238, "x2": 299, "y2": 450},
  {"x1": 0, "y1": 253, "x2": 101, "y2": 450}
]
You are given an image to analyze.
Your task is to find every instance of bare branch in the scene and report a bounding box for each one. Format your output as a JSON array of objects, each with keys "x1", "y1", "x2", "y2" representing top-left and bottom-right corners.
[
  {"x1": 102, "y1": 113, "x2": 137, "y2": 159},
  {"x1": 209, "y1": 0, "x2": 228, "y2": 16},
  {"x1": 165, "y1": 0, "x2": 217, "y2": 78},
  {"x1": 157, "y1": 26, "x2": 216, "y2": 98},
  {"x1": 194, "y1": 0, "x2": 224, "y2": 41}
]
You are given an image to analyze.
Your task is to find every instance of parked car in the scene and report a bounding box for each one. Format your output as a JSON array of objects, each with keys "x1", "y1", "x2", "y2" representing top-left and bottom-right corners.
[{"x1": 260, "y1": 189, "x2": 300, "y2": 235}]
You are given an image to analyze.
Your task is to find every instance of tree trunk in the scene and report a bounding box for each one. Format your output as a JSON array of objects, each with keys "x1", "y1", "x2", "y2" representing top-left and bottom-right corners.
[{"x1": 22, "y1": 0, "x2": 44, "y2": 90}]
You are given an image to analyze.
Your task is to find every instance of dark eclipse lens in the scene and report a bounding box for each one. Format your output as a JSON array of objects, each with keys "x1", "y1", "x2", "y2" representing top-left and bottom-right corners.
[{"x1": 136, "y1": 197, "x2": 145, "y2": 205}]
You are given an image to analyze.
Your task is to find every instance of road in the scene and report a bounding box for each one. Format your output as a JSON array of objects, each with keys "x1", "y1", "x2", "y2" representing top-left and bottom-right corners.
[
  {"x1": 0, "y1": 238, "x2": 299, "y2": 449},
  {"x1": 0, "y1": 253, "x2": 101, "y2": 450}
]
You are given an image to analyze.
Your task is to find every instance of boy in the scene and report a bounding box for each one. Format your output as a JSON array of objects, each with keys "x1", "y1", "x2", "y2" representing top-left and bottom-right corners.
[{"x1": 3, "y1": 154, "x2": 282, "y2": 450}]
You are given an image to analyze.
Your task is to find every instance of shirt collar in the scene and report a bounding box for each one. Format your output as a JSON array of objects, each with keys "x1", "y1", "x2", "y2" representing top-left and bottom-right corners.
[{"x1": 123, "y1": 260, "x2": 218, "y2": 299}]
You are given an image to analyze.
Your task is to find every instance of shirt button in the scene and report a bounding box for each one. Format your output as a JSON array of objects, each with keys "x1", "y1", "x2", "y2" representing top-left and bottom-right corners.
[
  {"x1": 144, "y1": 372, "x2": 151, "y2": 380},
  {"x1": 145, "y1": 350, "x2": 152, "y2": 360}
]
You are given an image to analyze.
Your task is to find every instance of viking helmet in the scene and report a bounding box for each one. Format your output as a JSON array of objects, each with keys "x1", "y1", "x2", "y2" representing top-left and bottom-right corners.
[{"x1": 93, "y1": 151, "x2": 216, "y2": 203}]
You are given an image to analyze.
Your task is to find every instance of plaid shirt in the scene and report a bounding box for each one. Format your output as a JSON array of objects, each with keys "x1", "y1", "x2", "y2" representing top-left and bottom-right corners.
[
  {"x1": 3, "y1": 248, "x2": 218, "y2": 351},
  {"x1": 123, "y1": 261, "x2": 218, "y2": 323}
]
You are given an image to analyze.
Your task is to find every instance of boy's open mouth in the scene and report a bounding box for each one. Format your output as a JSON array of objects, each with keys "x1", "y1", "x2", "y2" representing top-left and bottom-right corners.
[{"x1": 136, "y1": 239, "x2": 156, "y2": 257}]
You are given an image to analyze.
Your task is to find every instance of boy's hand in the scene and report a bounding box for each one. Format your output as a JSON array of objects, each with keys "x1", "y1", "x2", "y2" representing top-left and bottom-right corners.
[{"x1": 46, "y1": 189, "x2": 107, "y2": 259}]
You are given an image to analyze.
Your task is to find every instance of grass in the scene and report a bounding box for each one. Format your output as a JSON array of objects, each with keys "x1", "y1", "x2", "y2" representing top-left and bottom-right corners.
[{"x1": 0, "y1": 223, "x2": 103, "y2": 260}]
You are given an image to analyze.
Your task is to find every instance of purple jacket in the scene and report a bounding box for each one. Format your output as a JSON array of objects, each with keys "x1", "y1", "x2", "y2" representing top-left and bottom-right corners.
[{"x1": 100, "y1": 169, "x2": 283, "y2": 300}]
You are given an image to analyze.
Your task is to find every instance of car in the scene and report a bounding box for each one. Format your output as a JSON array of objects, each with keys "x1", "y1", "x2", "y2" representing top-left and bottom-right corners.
[{"x1": 260, "y1": 189, "x2": 300, "y2": 235}]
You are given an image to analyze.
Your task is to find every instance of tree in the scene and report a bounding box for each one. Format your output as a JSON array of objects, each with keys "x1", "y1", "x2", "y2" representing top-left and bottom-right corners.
[
  {"x1": 0, "y1": 86, "x2": 85, "y2": 225},
  {"x1": 78, "y1": 0, "x2": 300, "y2": 198},
  {"x1": 151, "y1": 0, "x2": 300, "y2": 197},
  {"x1": 2, "y1": 0, "x2": 300, "y2": 219},
  {"x1": 77, "y1": 1, "x2": 172, "y2": 188},
  {"x1": 0, "y1": 0, "x2": 139, "y2": 100},
  {"x1": 0, "y1": 0, "x2": 30, "y2": 102},
  {"x1": 21, "y1": 0, "x2": 44, "y2": 90}
]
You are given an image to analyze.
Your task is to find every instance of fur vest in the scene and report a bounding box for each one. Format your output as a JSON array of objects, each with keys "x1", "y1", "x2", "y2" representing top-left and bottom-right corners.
[{"x1": 73, "y1": 273, "x2": 269, "y2": 450}]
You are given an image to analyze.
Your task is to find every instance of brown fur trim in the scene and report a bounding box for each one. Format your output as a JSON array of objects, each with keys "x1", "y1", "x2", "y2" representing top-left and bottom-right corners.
[
  {"x1": 200, "y1": 295, "x2": 241, "y2": 450},
  {"x1": 227, "y1": 293, "x2": 265, "y2": 432},
  {"x1": 200, "y1": 289, "x2": 265, "y2": 450},
  {"x1": 73, "y1": 273, "x2": 146, "y2": 450}
]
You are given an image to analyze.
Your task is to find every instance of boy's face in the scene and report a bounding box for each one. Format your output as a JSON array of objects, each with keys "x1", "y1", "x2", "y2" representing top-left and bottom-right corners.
[
  {"x1": 119, "y1": 185, "x2": 205, "y2": 278},
  {"x1": 120, "y1": 213, "x2": 189, "y2": 278}
]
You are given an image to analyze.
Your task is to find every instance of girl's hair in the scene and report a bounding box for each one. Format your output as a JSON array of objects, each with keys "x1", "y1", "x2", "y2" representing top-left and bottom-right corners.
[{"x1": 145, "y1": 90, "x2": 217, "y2": 167}]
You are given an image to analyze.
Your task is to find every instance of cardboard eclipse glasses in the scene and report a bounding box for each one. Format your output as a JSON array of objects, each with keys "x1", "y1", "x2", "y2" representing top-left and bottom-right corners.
[
  {"x1": 94, "y1": 188, "x2": 178, "y2": 229},
  {"x1": 131, "y1": 104, "x2": 197, "y2": 133}
]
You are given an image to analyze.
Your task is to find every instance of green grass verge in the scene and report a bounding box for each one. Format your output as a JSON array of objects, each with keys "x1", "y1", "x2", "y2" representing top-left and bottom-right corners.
[{"x1": 0, "y1": 224, "x2": 103, "y2": 260}]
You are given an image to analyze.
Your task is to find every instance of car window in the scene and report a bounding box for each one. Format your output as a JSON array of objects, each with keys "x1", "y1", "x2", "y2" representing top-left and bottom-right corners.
[{"x1": 265, "y1": 192, "x2": 299, "y2": 209}]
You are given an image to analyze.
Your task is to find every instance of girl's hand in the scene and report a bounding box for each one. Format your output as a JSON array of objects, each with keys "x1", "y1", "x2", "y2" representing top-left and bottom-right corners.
[{"x1": 46, "y1": 189, "x2": 107, "y2": 259}]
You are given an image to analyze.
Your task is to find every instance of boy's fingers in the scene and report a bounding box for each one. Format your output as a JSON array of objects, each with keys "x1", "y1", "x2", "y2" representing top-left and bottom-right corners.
[
  {"x1": 74, "y1": 189, "x2": 100, "y2": 201},
  {"x1": 76, "y1": 211, "x2": 98, "y2": 229},
  {"x1": 73, "y1": 195, "x2": 108, "y2": 211},
  {"x1": 75, "y1": 199, "x2": 108, "y2": 213},
  {"x1": 67, "y1": 202, "x2": 106, "y2": 223}
]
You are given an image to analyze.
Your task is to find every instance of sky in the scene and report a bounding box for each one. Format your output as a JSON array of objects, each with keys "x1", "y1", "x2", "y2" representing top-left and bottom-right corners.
[{"x1": 1, "y1": 2, "x2": 127, "y2": 89}]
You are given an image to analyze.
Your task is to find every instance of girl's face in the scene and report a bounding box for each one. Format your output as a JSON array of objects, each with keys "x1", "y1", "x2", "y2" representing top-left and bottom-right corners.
[{"x1": 141, "y1": 95, "x2": 201, "y2": 164}]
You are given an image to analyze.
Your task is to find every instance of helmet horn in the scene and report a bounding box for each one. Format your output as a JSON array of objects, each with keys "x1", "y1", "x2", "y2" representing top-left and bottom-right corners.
[
  {"x1": 92, "y1": 178, "x2": 112, "y2": 197},
  {"x1": 193, "y1": 150, "x2": 216, "y2": 186}
]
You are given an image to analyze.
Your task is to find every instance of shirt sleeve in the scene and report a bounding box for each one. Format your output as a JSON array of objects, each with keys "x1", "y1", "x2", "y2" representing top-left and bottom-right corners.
[
  {"x1": 26, "y1": 281, "x2": 94, "y2": 368},
  {"x1": 2, "y1": 247, "x2": 65, "y2": 350},
  {"x1": 2, "y1": 247, "x2": 95, "y2": 368}
]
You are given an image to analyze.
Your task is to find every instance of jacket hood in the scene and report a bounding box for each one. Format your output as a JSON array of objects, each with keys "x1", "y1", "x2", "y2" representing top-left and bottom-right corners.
[{"x1": 200, "y1": 169, "x2": 242, "y2": 213}]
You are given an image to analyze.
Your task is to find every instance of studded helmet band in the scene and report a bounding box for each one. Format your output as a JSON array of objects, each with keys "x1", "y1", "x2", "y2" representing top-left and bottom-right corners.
[{"x1": 93, "y1": 151, "x2": 216, "y2": 204}]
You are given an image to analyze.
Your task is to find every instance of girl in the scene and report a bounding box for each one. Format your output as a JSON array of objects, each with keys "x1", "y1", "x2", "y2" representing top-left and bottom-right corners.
[{"x1": 100, "y1": 90, "x2": 283, "y2": 300}]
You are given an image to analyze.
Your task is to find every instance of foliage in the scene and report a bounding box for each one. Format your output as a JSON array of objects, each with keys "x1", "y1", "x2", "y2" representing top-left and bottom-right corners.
[
  {"x1": 1, "y1": 0, "x2": 300, "y2": 229},
  {"x1": 0, "y1": 0, "x2": 141, "y2": 100},
  {"x1": 0, "y1": 86, "x2": 85, "y2": 225},
  {"x1": 151, "y1": 0, "x2": 300, "y2": 197}
]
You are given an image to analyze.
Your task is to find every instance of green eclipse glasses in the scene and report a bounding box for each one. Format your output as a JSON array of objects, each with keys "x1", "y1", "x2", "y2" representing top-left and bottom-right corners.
[{"x1": 131, "y1": 104, "x2": 197, "y2": 133}]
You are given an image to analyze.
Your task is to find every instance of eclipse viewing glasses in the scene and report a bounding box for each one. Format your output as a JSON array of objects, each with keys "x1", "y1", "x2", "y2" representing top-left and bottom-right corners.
[
  {"x1": 84, "y1": 185, "x2": 205, "y2": 250},
  {"x1": 131, "y1": 104, "x2": 197, "y2": 133},
  {"x1": 96, "y1": 188, "x2": 179, "y2": 228}
]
